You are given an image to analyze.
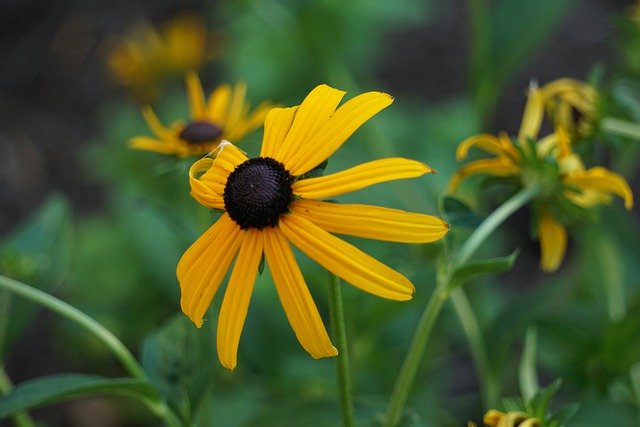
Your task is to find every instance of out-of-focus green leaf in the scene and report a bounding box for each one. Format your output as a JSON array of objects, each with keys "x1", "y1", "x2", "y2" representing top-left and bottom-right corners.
[
  {"x1": 0, "y1": 194, "x2": 73, "y2": 357},
  {"x1": 519, "y1": 326, "x2": 539, "y2": 402},
  {"x1": 448, "y1": 249, "x2": 519, "y2": 291},
  {"x1": 141, "y1": 314, "x2": 216, "y2": 425},
  {"x1": 440, "y1": 196, "x2": 483, "y2": 229},
  {"x1": 0, "y1": 374, "x2": 157, "y2": 419}
]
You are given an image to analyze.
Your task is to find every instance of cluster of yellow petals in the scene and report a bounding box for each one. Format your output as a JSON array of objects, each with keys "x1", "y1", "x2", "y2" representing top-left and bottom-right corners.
[{"x1": 449, "y1": 79, "x2": 633, "y2": 272}]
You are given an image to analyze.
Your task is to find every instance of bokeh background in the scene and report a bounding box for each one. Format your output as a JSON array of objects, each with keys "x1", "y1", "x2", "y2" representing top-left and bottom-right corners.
[{"x1": 1, "y1": 0, "x2": 639, "y2": 426}]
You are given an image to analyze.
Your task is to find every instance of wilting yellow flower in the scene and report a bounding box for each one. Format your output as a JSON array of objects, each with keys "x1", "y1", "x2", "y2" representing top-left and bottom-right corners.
[
  {"x1": 538, "y1": 79, "x2": 598, "y2": 137},
  {"x1": 129, "y1": 72, "x2": 272, "y2": 157},
  {"x1": 483, "y1": 410, "x2": 541, "y2": 427},
  {"x1": 449, "y1": 116, "x2": 633, "y2": 272},
  {"x1": 178, "y1": 85, "x2": 450, "y2": 369},
  {"x1": 107, "y1": 14, "x2": 210, "y2": 100}
]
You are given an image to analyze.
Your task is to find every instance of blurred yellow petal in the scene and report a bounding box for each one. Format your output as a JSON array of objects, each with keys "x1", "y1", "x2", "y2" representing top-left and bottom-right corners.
[
  {"x1": 217, "y1": 229, "x2": 263, "y2": 370},
  {"x1": 291, "y1": 199, "x2": 449, "y2": 243},
  {"x1": 141, "y1": 106, "x2": 172, "y2": 138},
  {"x1": 264, "y1": 228, "x2": 337, "y2": 359},
  {"x1": 518, "y1": 84, "x2": 545, "y2": 142},
  {"x1": 260, "y1": 107, "x2": 298, "y2": 158},
  {"x1": 292, "y1": 158, "x2": 433, "y2": 199},
  {"x1": 280, "y1": 213, "x2": 415, "y2": 301},
  {"x1": 275, "y1": 85, "x2": 346, "y2": 164},
  {"x1": 286, "y1": 91, "x2": 394, "y2": 176},
  {"x1": 564, "y1": 166, "x2": 634, "y2": 209},
  {"x1": 447, "y1": 159, "x2": 520, "y2": 193},
  {"x1": 177, "y1": 214, "x2": 243, "y2": 327},
  {"x1": 206, "y1": 84, "x2": 231, "y2": 124},
  {"x1": 128, "y1": 136, "x2": 186, "y2": 156},
  {"x1": 456, "y1": 134, "x2": 515, "y2": 160},
  {"x1": 186, "y1": 72, "x2": 206, "y2": 120},
  {"x1": 224, "y1": 82, "x2": 248, "y2": 131},
  {"x1": 538, "y1": 209, "x2": 567, "y2": 272}
]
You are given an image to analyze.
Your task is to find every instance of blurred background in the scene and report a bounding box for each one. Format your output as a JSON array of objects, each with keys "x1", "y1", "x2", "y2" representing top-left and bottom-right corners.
[{"x1": 1, "y1": 0, "x2": 639, "y2": 426}]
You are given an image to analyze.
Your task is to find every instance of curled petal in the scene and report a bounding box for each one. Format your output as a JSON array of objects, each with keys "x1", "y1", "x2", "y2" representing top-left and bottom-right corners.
[
  {"x1": 447, "y1": 158, "x2": 520, "y2": 193},
  {"x1": 538, "y1": 209, "x2": 567, "y2": 272},
  {"x1": 456, "y1": 134, "x2": 518, "y2": 161},
  {"x1": 264, "y1": 228, "x2": 337, "y2": 359},
  {"x1": 291, "y1": 199, "x2": 449, "y2": 243},
  {"x1": 279, "y1": 213, "x2": 415, "y2": 301},
  {"x1": 564, "y1": 166, "x2": 634, "y2": 210},
  {"x1": 292, "y1": 158, "x2": 433, "y2": 199}
]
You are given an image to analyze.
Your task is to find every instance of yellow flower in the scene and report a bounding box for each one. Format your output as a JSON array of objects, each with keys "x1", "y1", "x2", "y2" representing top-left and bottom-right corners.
[
  {"x1": 449, "y1": 121, "x2": 633, "y2": 272},
  {"x1": 178, "y1": 85, "x2": 450, "y2": 369},
  {"x1": 483, "y1": 409, "x2": 541, "y2": 427},
  {"x1": 129, "y1": 72, "x2": 272, "y2": 157},
  {"x1": 107, "y1": 14, "x2": 210, "y2": 100}
]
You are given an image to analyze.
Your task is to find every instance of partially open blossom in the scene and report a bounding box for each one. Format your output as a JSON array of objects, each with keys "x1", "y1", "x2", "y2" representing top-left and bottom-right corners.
[
  {"x1": 177, "y1": 85, "x2": 449, "y2": 369},
  {"x1": 130, "y1": 72, "x2": 272, "y2": 157}
]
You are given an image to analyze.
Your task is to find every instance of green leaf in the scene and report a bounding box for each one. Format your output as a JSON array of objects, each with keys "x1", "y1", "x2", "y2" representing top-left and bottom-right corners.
[
  {"x1": 141, "y1": 314, "x2": 216, "y2": 425},
  {"x1": 440, "y1": 196, "x2": 483, "y2": 229},
  {"x1": 448, "y1": 249, "x2": 519, "y2": 290},
  {"x1": 529, "y1": 379, "x2": 562, "y2": 420},
  {"x1": 0, "y1": 194, "x2": 74, "y2": 357},
  {"x1": 519, "y1": 326, "x2": 539, "y2": 402},
  {"x1": 0, "y1": 374, "x2": 157, "y2": 419}
]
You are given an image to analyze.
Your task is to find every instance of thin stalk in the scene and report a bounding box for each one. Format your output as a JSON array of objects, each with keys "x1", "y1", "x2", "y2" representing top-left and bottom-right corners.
[
  {"x1": 383, "y1": 280, "x2": 449, "y2": 427},
  {"x1": 0, "y1": 366, "x2": 37, "y2": 427},
  {"x1": 328, "y1": 272, "x2": 355, "y2": 427},
  {"x1": 0, "y1": 274, "x2": 147, "y2": 380},
  {"x1": 600, "y1": 117, "x2": 640, "y2": 140}
]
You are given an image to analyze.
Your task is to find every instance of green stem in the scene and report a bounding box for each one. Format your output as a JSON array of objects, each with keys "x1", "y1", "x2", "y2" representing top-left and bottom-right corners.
[
  {"x1": 0, "y1": 275, "x2": 147, "y2": 380},
  {"x1": 383, "y1": 279, "x2": 449, "y2": 427},
  {"x1": 328, "y1": 272, "x2": 355, "y2": 427},
  {"x1": 600, "y1": 117, "x2": 640, "y2": 140},
  {"x1": 455, "y1": 185, "x2": 542, "y2": 266},
  {"x1": 0, "y1": 365, "x2": 37, "y2": 427}
]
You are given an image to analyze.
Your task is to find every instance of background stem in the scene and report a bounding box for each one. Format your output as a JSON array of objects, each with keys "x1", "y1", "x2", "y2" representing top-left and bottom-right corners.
[{"x1": 0, "y1": 366, "x2": 37, "y2": 427}]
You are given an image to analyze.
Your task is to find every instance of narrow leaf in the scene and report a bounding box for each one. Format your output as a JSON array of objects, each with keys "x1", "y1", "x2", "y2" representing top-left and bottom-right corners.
[{"x1": 449, "y1": 249, "x2": 519, "y2": 290}]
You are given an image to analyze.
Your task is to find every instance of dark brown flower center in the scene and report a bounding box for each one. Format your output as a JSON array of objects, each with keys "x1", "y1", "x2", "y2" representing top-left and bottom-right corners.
[
  {"x1": 179, "y1": 121, "x2": 223, "y2": 144},
  {"x1": 223, "y1": 157, "x2": 293, "y2": 230}
]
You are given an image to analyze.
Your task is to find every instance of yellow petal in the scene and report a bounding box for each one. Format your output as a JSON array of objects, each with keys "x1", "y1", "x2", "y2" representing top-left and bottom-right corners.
[
  {"x1": 564, "y1": 166, "x2": 634, "y2": 209},
  {"x1": 279, "y1": 213, "x2": 415, "y2": 301},
  {"x1": 538, "y1": 209, "x2": 567, "y2": 272},
  {"x1": 260, "y1": 106, "x2": 299, "y2": 159},
  {"x1": 141, "y1": 106, "x2": 172, "y2": 138},
  {"x1": 177, "y1": 214, "x2": 243, "y2": 327},
  {"x1": 263, "y1": 228, "x2": 337, "y2": 358},
  {"x1": 129, "y1": 136, "x2": 186, "y2": 156},
  {"x1": 207, "y1": 84, "x2": 232, "y2": 124},
  {"x1": 186, "y1": 72, "x2": 206, "y2": 120},
  {"x1": 447, "y1": 158, "x2": 520, "y2": 193},
  {"x1": 456, "y1": 134, "x2": 517, "y2": 161},
  {"x1": 518, "y1": 84, "x2": 545, "y2": 143},
  {"x1": 224, "y1": 82, "x2": 248, "y2": 131},
  {"x1": 286, "y1": 90, "x2": 394, "y2": 176},
  {"x1": 291, "y1": 199, "x2": 449, "y2": 243},
  {"x1": 292, "y1": 158, "x2": 433, "y2": 199},
  {"x1": 217, "y1": 229, "x2": 263, "y2": 370},
  {"x1": 275, "y1": 85, "x2": 346, "y2": 165}
]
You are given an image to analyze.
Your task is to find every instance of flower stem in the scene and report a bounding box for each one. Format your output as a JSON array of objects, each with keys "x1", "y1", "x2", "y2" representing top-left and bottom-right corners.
[
  {"x1": 0, "y1": 274, "x2": 147, "y2": 380},
  {"x1": 328, "y1": 272, "x2": 355, "y2": 427},
  {"x1": 600, "y1": 117, "x2": 640, "y2": 140},
  {"x1": 0, "y1": 365, "x2": 37, "y2": 427},
  {"x1": 384, "y1": 185, "x2": 542, "y2": 426}
]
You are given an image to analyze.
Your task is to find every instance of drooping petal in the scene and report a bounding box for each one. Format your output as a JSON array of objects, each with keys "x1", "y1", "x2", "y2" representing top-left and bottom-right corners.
[
  {"x1": 263, "y1": 228, "x2": 337, "y2": 358},
  {"x1": 291, "y1": 199, "x2": 449, "y2": 243},
  {"x1": 141, "y1": 106, "x2": 173, "y2": 138},
  {"x1": 279, "y1": 213, "x2": 415, "y2": 301},
  {"x1": 285, "y1": 91, "x2": 394, "y2": 176},
  {"x1": 447, "y1": 158, "x2": 520, "y2": 193},
  {"x1": 456, "y1": 134, "x2": 515, "y2": 160},
  {"x1": 274, "y1": 85, "x2": 346, "y2": 165},
  {"x1": 563, "y1": 166, "x2": 634, "y2": 210},
  {"x1": 538, "y1": 209, "x2": 567, "y2": 272},
  {"x1": 186, "y1": 72, "x2": 206, "y2": 120},
  {"x1": 177, "y1": 214, "x2": 243, "y2": 327},
  {"x1": 260, "y1": 106, "x2": 299, "y2": 158},
  {"x1": 518, "y1": 84, "x2": 545, "y2": 143},
  {"x1": 292, "y1": 158, "x2": 433, "y2": 199},
  {"x1": 217, "y1": 229, "x2": 263, "y2": 370}
]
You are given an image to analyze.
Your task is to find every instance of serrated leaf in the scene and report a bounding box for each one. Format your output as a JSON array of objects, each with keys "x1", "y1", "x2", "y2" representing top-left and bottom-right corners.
[
  {"x1": 440, "y1": 196, "x2": 483, "y2": 228},
  {"x1": 448, "y1": 249, "x2": 519, "y2": 290},
  {"x1": 141, "y1": 314, "x2": 216, "y2": 424},
  {"x1": 0, "y1": 374, "x2": 157, "y2": 419}
]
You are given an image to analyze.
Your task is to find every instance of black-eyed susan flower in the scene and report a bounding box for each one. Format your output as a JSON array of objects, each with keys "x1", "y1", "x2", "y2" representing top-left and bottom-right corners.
[
  {"x1": 483, "y1": 410, "x2": 540, "y2": 427},
  {"x1": 177, "y1": 85, "x2": 450, "y2": 369},
  {"x1": 129, "y1": 72, "x2": 272, "y2": 157},
  {"x1": 107, "y1": 14, "x2": 210, "y2": 100},
  {"x1": 449, "y1": 104, "x2": 633, "y2": 272}
]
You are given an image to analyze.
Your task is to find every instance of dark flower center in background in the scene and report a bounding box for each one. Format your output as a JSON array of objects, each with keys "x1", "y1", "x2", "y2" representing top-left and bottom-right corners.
[
  {"x1": 179, "y1": 121, "x2": 223, "y2": 144},
  {"x1": 224, "y1": 157, "x2": 294, "y2": 229}
]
